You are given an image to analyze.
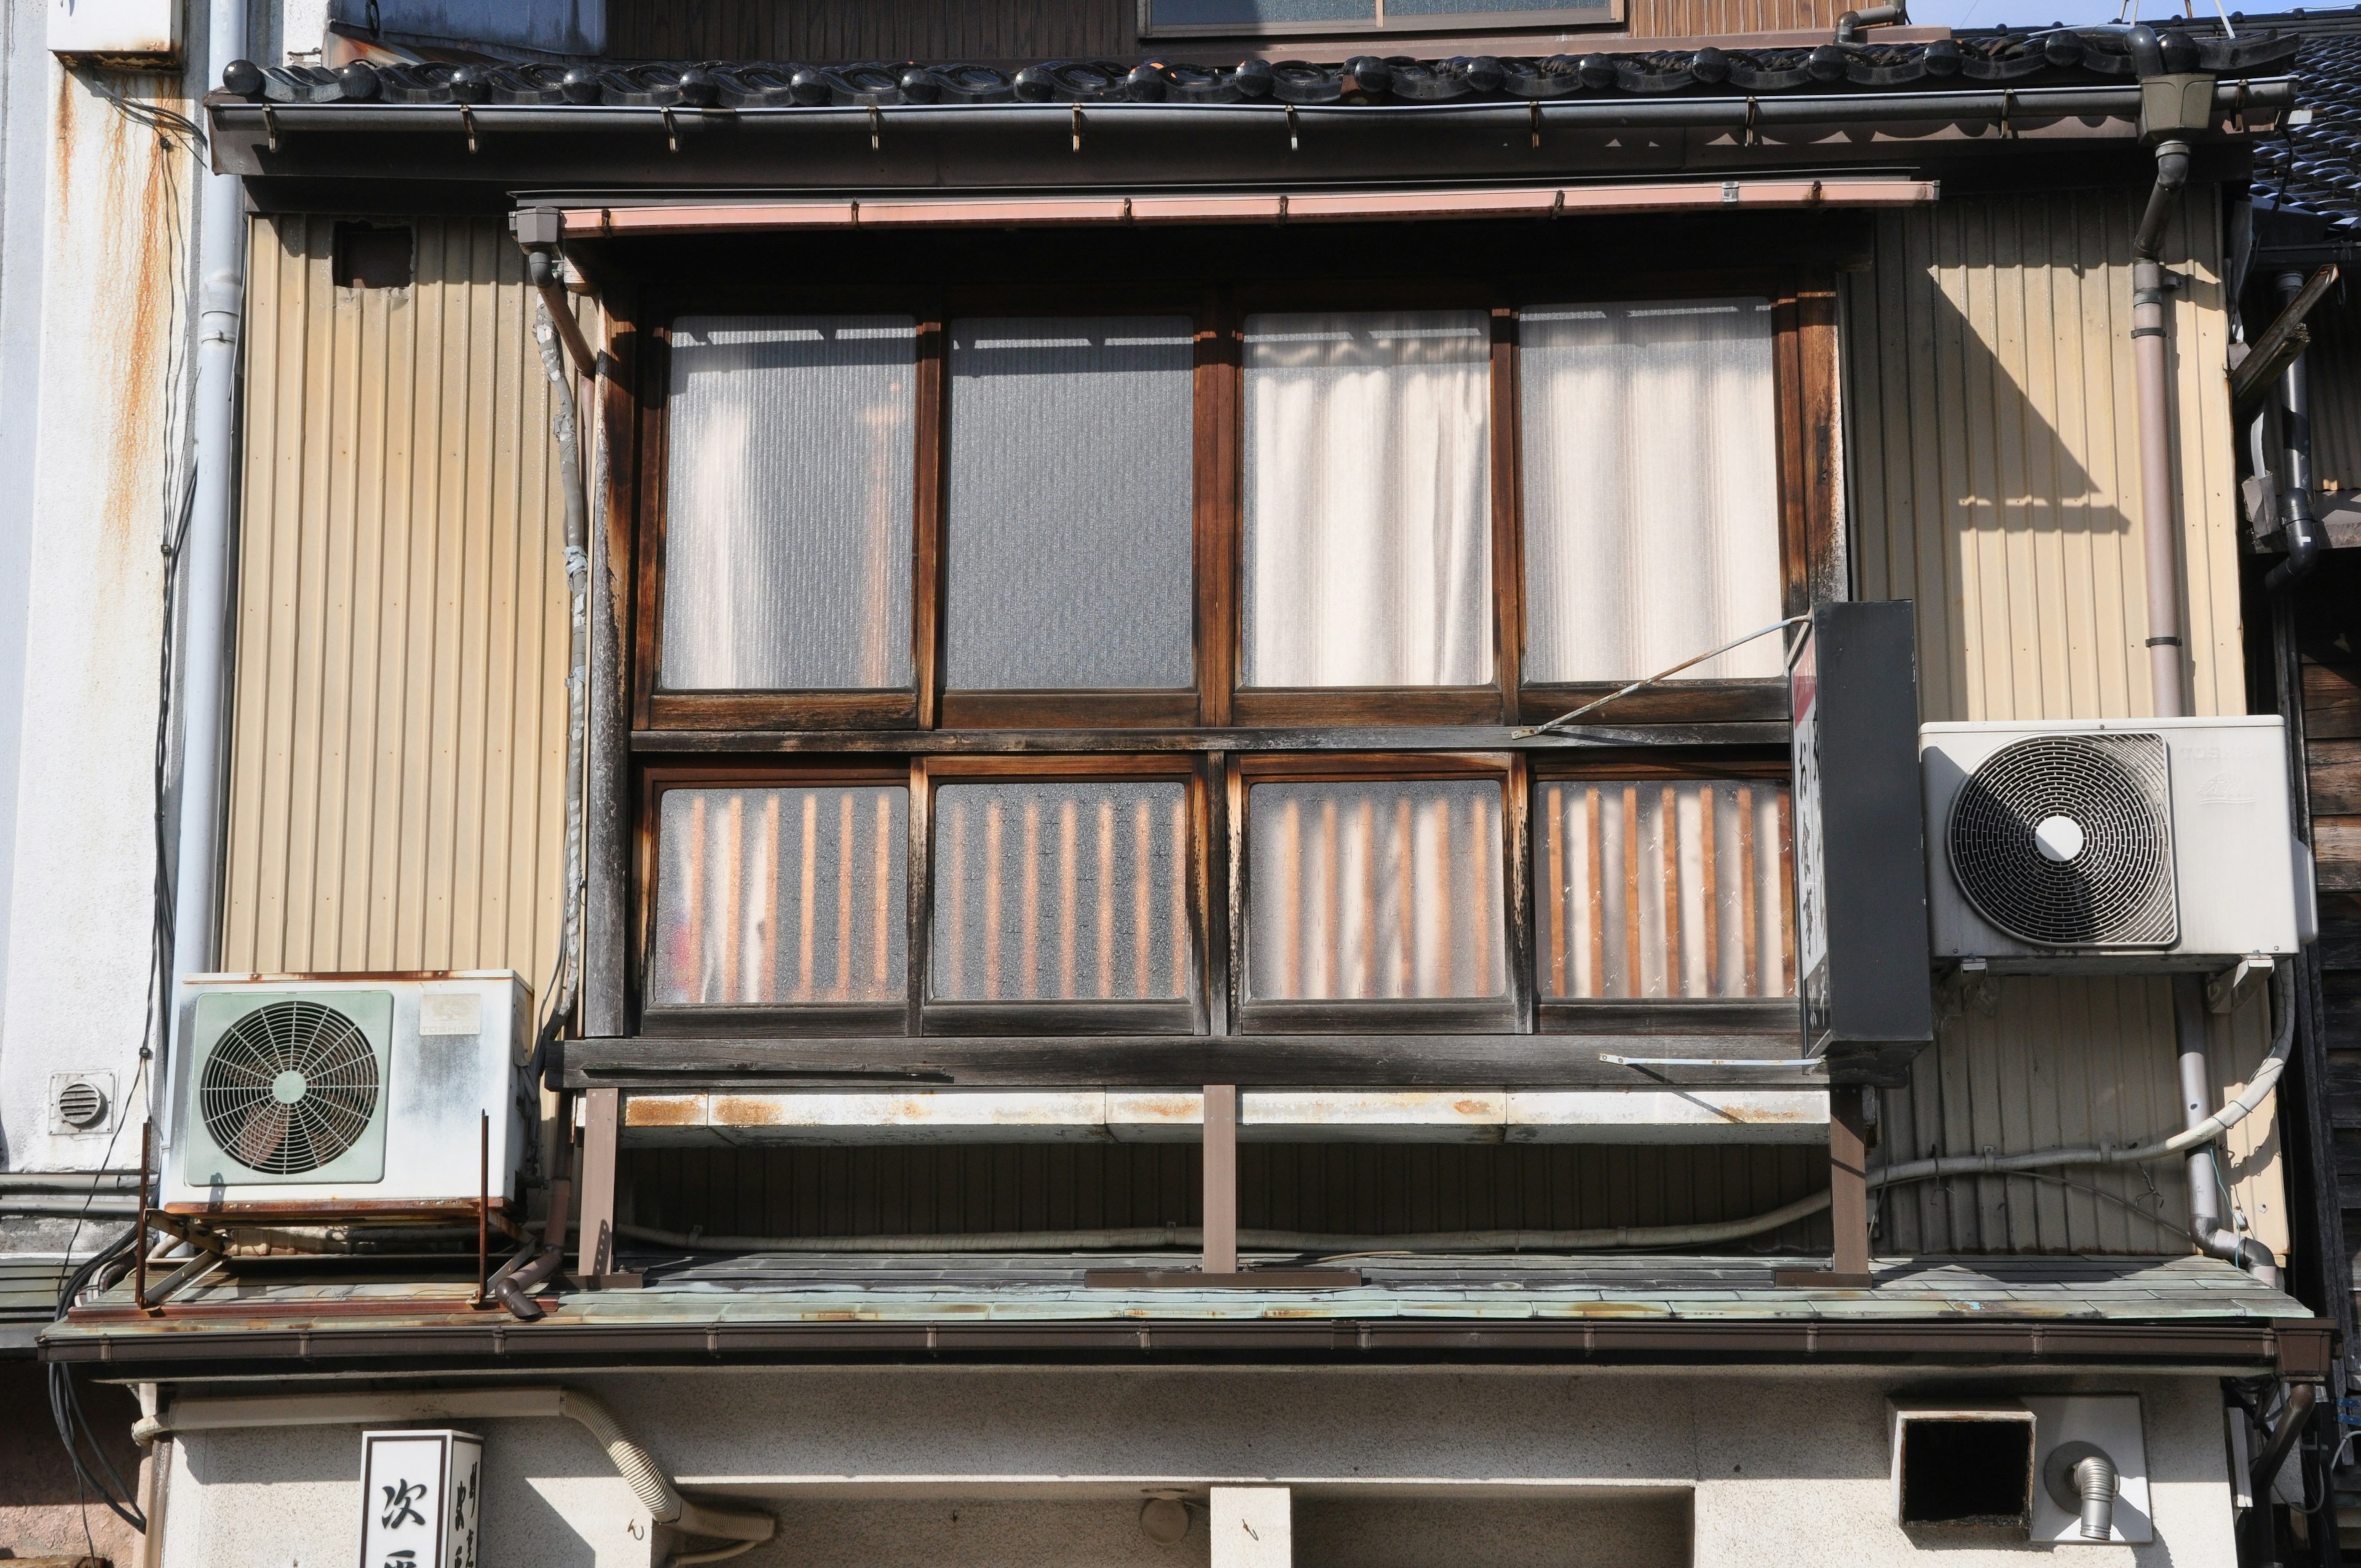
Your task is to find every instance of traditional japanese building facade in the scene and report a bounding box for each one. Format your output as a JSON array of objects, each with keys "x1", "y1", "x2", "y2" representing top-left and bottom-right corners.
[{"x1": 0, "y1": 1, "x2": 2353, "y2": 1564}]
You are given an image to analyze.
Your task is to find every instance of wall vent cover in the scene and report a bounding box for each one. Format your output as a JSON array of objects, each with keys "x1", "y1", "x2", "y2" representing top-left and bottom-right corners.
[
  {"x1": 1946, "y1": 733, "x2": 2177, "y2": 948},
  {"x1": 199, "y1": 1000, "x2": 382, "y2": 1176}
]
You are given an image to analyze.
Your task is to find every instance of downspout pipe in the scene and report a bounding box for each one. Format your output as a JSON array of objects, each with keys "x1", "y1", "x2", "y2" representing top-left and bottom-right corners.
[
  {"x1": 2266, "y1": 267, "x2": 2325, "y2": 592},
  {"x1": 164, "y1": 0, "x2": 251, "y2": 1141},
  {"x1": 2132, "y1": 133, "x2": 2192, "y2": 720},
  {"x1": 2119, "y1": 122, "x2": 2268, "y2": 1280}
]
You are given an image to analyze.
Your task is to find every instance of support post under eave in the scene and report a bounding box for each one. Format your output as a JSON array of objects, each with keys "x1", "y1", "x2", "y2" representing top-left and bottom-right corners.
[
  {"x1": 1776, "y1": 1087, "x2": 1873, "y2": 1289},
  {"x1": 574, "y1": 1087, "x2": 620, "y2": 1286},
  {"x1": 1203, "y1": 1084, "x2": 1238, "y2": 1275}
]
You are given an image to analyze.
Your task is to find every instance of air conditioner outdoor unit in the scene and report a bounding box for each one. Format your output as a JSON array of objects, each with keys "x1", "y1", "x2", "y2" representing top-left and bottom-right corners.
[
  {"x1": 163, "y1": 973, "x2": 532, "y2": 1213},
  {"x1": 1921, "y1": 718, "x2": 2314, "y2": 971}
]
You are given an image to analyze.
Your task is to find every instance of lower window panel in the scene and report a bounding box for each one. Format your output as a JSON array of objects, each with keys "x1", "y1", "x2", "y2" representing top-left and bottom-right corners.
[
  {"x1": 1535, "y1": 777, "x2": 1793, "y2": 1001},
  {"x1": 650, "y1": 784, "x2": 909, "y2": 1007},
  {"x1": 1246, "y1": 777, "x2": 1508, "y2": 1002},
  {"x1": 930, "y1": 780, "x2": 1191, "y2": 1002}
]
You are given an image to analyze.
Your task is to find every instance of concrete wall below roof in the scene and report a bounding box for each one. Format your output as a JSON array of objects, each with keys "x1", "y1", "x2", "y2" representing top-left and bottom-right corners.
[{"x1": 154, "y1": 1366, "x2": 2239, "y2": 1567}]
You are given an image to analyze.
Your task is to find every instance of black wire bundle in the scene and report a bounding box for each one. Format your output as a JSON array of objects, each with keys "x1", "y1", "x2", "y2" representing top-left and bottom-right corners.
[{"x1": 48, "y1": 1228, "x2": 148, "y2": 1532}]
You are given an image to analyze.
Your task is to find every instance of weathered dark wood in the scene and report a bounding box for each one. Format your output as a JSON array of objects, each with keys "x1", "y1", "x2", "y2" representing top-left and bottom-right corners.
[
  {"x1": 1539, "y1": 999, "x2": 1797, "y2": 1035},
  {"x1": 2316, "y1": 816, "x2": 2361, "y2": 892},
  {"x1": 556, "y1": 1031, "x2": 1822, "y2": 1088},
  {"x1": 2309, "y1": 739, "x2": 2361, "y2": 817},
  {"x1": 628, "y1": 724, "x2": 1795, "y2": 754},
  {"x1": 641, "y1": 1004, "x2": 908, "y2": 1039},
  {"x1": 1232, "y1": 687, "x2": 1507, "y2": 727},
  {"x1": 1518, "y1": 682, "x2": 1790, "y2": 726},
  {"x1": 920, "y1": 1002, "x2": 1200, "y2": 1037},
  {"x1": 647, "y1": 692, "x2": 920, "y2": 731},
  {"x1": 2304, "y1": 663, "x2": 2361, "y2": 740},
  {"x1": 938, "y1": 692, "x2": 1201, "y2": 729},
  {"x1": 1236, "y1": 999, "x2": 1525, "y2": 1035},
  {"x1": 585, "y1": 289, "x2": 641, "y2": 1040},
  {"x1": 2319, "y1": 909, "x2": 2361, "y2": 972}
]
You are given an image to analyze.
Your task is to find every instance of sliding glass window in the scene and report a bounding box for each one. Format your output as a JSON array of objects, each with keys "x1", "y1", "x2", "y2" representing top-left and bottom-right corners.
[
  {"x1": 660, "y1": 316, "x2": 917, "y2": 691},
  {"x1": 943, "y1": 317, "x2": 1196, "y2": 693},
  {"x1": 1241, "y1": 311, "x2": 1493, "y2": 690},
  {"x1": 1519, "y1": 299, "x2": 1782, "y2": 685}
]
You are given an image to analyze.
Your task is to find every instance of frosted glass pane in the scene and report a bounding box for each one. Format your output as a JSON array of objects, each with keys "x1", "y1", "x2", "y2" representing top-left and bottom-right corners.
[
  {"x1": 1521, "y1": 299, "x2": 1782, "y2": 683},
  {"x1": 1242, "y1": 311, "x2": 1493, "y2": 688},
  {"x1": 1535, "y1": 779, "x2": 1794, "y2": 1000},
  {"x1": 1248, "y1": 778, "x2": 1505, "y2": 1000},
  {"x1": 662, "y1": 315, "x2": 915, "y2": 690},
  {"x1": 946, "y1": 317, "x2": 1195, "y2": 691},
  {"x1": 932, "y1": 782, "x2": 1190, "y2": 1001},
  {"x1": 651, "y1": 786, "x2": 908, "y2": 1005}
]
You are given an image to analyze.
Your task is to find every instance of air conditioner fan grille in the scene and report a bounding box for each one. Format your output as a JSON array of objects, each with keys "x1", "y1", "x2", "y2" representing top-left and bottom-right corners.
[
  {"x1": 197, "y1": 1000, "x2": 380, "y2": 1176},
  {"x1": 1947, "y1": 733, "x2": 2178, "y2": 948}
]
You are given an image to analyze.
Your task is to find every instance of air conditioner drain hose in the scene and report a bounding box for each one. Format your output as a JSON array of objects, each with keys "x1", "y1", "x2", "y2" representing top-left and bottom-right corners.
[{"x1": 555, "y1": 1390, "x2": 774, "y2": 1543}]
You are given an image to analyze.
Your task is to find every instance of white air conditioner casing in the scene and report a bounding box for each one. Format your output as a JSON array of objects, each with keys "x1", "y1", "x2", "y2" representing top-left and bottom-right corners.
[
  {"x1": 1921, "y1": 717, "x2": 2314, "y2": 971},
  {"x1": 49, "y1": 0, "x2": 181, "y2": 66},
  {"x1": 164, "y1": 972, "x2": 531, "y2": 1212}
]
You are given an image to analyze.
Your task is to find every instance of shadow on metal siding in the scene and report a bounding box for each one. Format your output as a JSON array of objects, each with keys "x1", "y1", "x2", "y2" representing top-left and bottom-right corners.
[
  {"x1": 1845, "y1": 188, "x2": 2243, "y2": 725},
  {"x1": 1846, "y1": 192, "x2": 2283, "y2": 1256},
  {"x1": 219, "y1": 215, "x2": 572, "y2": 988}
]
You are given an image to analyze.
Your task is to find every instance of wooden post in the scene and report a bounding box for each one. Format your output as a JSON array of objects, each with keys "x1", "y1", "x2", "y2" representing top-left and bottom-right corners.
[
  {"x1": 1775, "y1": 1086, "x2": 1875, "y2": 1289},
  {"x1": 544, "y1": 1091, "x2": 574, "y2": 1256},
  {"x1": 575, "y1": 1087, "x2": 620, "y2": 1284},
  {"x1": 1829, "y1": 1086, "x2": 1872, "y2": 1283},
  {"x1": 1203, "y1": 1084, "x2": 1238, "y2": 1276},
  {"x1": 1210, "y1": 1487, "x2": 1290, "y2": 1568}
]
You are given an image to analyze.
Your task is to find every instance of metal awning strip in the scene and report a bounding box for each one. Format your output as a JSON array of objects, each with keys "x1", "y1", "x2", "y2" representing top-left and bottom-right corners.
[{"x1": 550, "y1": 178, "x2": 1940, "y2": 237}]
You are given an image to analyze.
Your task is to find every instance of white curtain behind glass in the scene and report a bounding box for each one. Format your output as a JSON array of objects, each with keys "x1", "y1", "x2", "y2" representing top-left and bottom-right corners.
[
  {"x1": 1520, "y1": 299, "x2": 1781, "y2": 683},
  {"x1": 1242, "y1": 311, "x2": 1492, "y2": 687},
  {"x1": 662, "y1": 315, "x2": 916, "y2": 691}
]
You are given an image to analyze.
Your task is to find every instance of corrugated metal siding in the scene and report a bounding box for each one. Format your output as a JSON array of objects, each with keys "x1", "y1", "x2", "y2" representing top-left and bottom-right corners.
[
  {"x1": 219, "y1": 216, "x2": 574, "y2": 988},
  {"x1": 1846, "y1": 189, "x2": 2284, "y2": 1257},
  {"x1": 1628, "y1": 0, "x2": 1833, "y2": 34},
  {"x1": 622, "y1": 1142, "x2": 1833, "y2": 1248},
  {"x1": 1845, "y1": 188, "x2": 2245, "y2": 724}
]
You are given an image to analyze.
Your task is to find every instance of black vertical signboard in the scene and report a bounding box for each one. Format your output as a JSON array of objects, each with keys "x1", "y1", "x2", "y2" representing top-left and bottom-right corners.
[{"x1": 1789, "y1": 601, "x2": 1935, "y2": 1085}]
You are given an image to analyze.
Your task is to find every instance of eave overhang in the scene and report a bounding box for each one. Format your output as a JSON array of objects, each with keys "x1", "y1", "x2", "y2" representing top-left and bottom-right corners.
[{"x1": 206, "y1": 79, "x2": 2292, "y2": 212}]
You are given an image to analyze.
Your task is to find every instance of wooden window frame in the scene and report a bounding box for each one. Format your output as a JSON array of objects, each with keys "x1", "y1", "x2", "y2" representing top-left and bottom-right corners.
[
  {"x1": 1228, "y1": 751, "x2": 1532, "y2": 1036},
  {"x1": 1527, "y1": 756, "x2": 1797, "y2": 1037},
  {"x1": 627, "y1": 266, "x2": 1841, "y2": 743},
  {"x1": 635, "y1": 759, "x2": 915, "y2": 1039}
]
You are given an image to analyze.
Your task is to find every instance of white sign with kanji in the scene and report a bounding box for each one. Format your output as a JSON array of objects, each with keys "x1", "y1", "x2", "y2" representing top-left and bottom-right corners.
[{"x1": 359, "y1": 1429, "x2": 482, "y2": 1568}]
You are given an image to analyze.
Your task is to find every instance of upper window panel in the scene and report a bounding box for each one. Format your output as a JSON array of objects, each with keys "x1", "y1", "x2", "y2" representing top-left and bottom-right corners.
[
  {"x1": 1145, "y1": 0, "x2": 1613, "y2": 33},
  {"x1": 1520, "y1": 299, "x2": 1781, "y2": 684},
  {"x1": 945, "y1": 317, "x2": 1196, "y2": 692},
  {"x1": 661, "y1": 315, "x2": 916, "y2": 692},
  {"x1": 1241, "y1": 311, "x2": 1493, "y2": 689}
]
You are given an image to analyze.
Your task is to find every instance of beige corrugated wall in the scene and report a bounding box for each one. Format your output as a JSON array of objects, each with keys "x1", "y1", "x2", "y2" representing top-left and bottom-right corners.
[
  {"x1": 1846, "y1": 188, "x2": 2285, "y2": 1257},
  {"x1": 219, "y1": 216, "x2": 574, "y2": 992}
]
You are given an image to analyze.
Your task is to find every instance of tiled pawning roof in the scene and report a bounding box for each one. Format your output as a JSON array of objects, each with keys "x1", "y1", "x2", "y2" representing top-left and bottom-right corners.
[
  {"x1": 225, "y1": 24, "x2": 2298, "y2": 109},
  {"x1": 2251, "y1": 9, "x2": 2361, "y2": 234}
]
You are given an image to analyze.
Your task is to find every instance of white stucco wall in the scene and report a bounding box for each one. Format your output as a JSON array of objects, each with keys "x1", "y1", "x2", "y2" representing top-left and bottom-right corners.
[
  {"x1": 153, "y1": 1367, "x2": 2240, "y2": 1567},
  {"x1": 0, "y1": 46, "x2": 202, "y2": 1176}
]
